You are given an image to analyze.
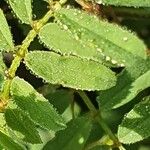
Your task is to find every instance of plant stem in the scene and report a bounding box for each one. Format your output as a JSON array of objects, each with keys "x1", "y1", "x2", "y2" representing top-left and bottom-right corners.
[
  {"x1": 0, "y1": 9, "x2": 54, "y2": 103},
  {"x1": 77, "y1": 90, "x2": 120, "y2": 147},
  {"x1": 77, "y1": 90, "x2": 97, "y2": 114},
  {"x1": 96, "y1": 117, "x2": 119, "y2": 146}
]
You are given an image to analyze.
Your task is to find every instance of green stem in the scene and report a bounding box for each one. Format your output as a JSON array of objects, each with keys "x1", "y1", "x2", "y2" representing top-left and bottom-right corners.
[
  {"x1": 77, "y1": 91, "x2": 97, "y2": 114},
  {"x1": 0, "y1": 9, "x2": 54, "y2": 103},
  {"x1": 96, "y1": 117, "x2": 119, "y2": 146},
  {"x1": 77, "y1": 91, "x2": 120, "y2": 147}
]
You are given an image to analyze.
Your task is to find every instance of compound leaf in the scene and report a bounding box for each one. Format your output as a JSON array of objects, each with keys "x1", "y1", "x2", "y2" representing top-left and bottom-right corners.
[
  {"x1": 10, "y1": 77, "x2": 66, "y2": 132},
  {"x1": 8, "y1": 0, "x2": 32, "y2": 24},
  {"x1": 5, "y1": 108, "x2": 42, "y2": 144},
  {"x1": 25, "y1": 51, "x2": 116, "y2": 91},
  {"x1": 43, "y1": 117, "x2": 92, "y2": 150},
  {"x1": 96, "y1": 0, "x2": 150, "y2": 7},
  {"x1": 0, "y1": 10, "x2": 14, "y2": 52},
  {"x1": 118, "y1": 96, "x2": 150, "y2": 144}
]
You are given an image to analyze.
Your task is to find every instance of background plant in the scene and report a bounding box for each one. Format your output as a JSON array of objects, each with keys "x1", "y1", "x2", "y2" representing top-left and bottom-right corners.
[{"x1": 0, "y1": 0, "x2": 150, "y2": 150}]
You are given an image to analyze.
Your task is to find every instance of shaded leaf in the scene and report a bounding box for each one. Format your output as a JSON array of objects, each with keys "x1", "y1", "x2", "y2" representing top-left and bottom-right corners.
[
  {"x1": 43, "y1": 117, "x2": 92, "y2": 150},
  {"x1": 25, "y1": 51, "x2": 116, "y2": 91},
  {"x1": 0, "y1": 10, "x2": 14, "y2": 51},
  {"x1": 45, "y1": 90, "x2": 72, "y2": 114},
  {"x1": 96, "y1": 0, "x2": 150, "y2": 7},
  {"x1": 39, "y1": 8, "x2": 146, "y2": 67},
  {"x1": 0, "y1": 53, "x2": 6, "y2": 91},
  {"x1": 118, "y1": 96, "x2": 150, "y2": 144},
  {"x1": 0, "y1": 130, "x2": 24, "y2": 150},
  {"x1": 98, "y1": 57, "x2": 150, "y2": 110},
  {"x1": 0, "y1": 113, "x2": 24, "y2": 150},
  {"x1": 5, "y1": 108, "x2": 42, "y2": 144},
  {"x1": 8, "y1": 0, "x2": 32, "y2": 24},
  {"x1": 0, "y1": 113, "x2": 7, "y2": 133},
  {"x1": 10, "y1": 77, "x2": 66, "y2": 132},
  {"x1": 0, "y1": 144, "x2": 3, "y2": 149}
]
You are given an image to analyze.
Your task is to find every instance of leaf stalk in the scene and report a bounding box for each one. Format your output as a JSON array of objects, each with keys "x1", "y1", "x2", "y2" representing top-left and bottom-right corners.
[{"x1": 77, "y1": 90, "x2": 121, "y2": 148}]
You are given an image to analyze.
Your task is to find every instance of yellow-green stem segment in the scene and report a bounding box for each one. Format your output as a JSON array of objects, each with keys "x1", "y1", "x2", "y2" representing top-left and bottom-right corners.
[
  {"x1": 77, "y1": 90, "x2": 121, "y2": 148},
  {"x1": 0, "y1": 8, "x2": 55, "y2": 104}
]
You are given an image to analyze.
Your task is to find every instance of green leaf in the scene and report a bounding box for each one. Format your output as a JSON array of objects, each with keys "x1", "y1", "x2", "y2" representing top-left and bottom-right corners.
[
  {"x1": 96, "y1": 0, "x2": 150, "y2": 7},
  {"x1": 43, "y1": 117, "x2": 92, "y2": 150},
  {"x1": 98, "y1": 57, "x2": 150, "y2": 110},
  {"x1": 5, "y1": 108, "x2": 42, "y2": 144},
  {"x1": 122, "y1": 69, "x2": 150, "y2": 104},
  {"x1": 0, "y1": 130, "x2": 24, "y2": 150},
  {"x1": 0, "y1": 144, "x2": 3, "y2": 149},
  {"x1": 8, "y1": 0, "x2": 32, "y2": 24},
  {"x1": 45, "y1": 90, "x2": 72, "y2": 114},
  {"x1": 0, "y1": 9, "x2": 14, "y2": 52},
  {"x1": 118, "y1": 96, "x2": 150, "y2": 144},
  {"x1": 0, "y1": 53, "x2": 6, "y2": 91},
  {"x1": 0, "y1": 113, "x2": 24, "y2": 150},
  {"x1": 10, "y1": 77, "x2": 66, "y2": 132},
  {"x1": 39, "y1": 8, "x2": 146, "y2": 67},
  {"x1": 25, "y1": 51, "x2": 116, "y2": 91},
  {"x1": 0, "y1": 113, "x2": 7, "y2": 134}
]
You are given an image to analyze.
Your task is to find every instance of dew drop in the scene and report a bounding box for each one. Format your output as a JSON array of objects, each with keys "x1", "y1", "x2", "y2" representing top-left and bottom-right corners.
[
  {"x1": 111, "y1": 59, "x2": 117, "y2": 64},
  {"x1": 74, "y1": 34, "x2": 79, "y2": 40},
  {"x1": 105, "y1": 56, "x2": 111, "y2": 61},
  {"x1": 74, "y1": 12, "x2": 78, "y2": 16},
  {"x1": 80, "y1": 16, "x2": 83, "y2": 19},
  {"x1": 97, "y1": 0, "x2": 103, "y2": 4},
  {"x1": 33, "y1": 14, "x2": 36, "y2": 19},
  {"x1": 120, "y1": 63, "x2": 125, "y2": 67},
  {"x1": 78, "y1": 137, "x2": 84, "y2": 144},
  {"x1": 100, "y1": 53, "x2": 105, "y2": 57},
  {"x1": 63, "y1": 24, "x2": 68, "y2": 30},
  {"x1": 123, "y1": 37, "x2": 128, "y2": 41},
  {"x1": 66, "y1": 5, "x2": 70, "y2": 9},
  {"x1": 97, "y1": 48, "x2": 102, "y2": 53},
  {"x1": 4, "y1": 70, "x2": 8, "y2": 75}
]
